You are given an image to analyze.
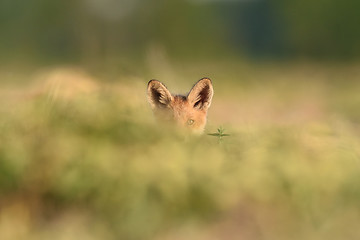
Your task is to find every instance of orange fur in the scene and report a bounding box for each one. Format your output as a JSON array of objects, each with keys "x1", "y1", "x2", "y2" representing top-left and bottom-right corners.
[{"x1": 147, "y1": 78, "x2": 213, "y2": 134}]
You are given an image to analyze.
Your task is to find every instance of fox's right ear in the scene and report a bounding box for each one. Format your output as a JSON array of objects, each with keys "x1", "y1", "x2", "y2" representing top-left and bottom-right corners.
[{"x1": 147, "y1": 80, "x2": 173, "y2": 109}]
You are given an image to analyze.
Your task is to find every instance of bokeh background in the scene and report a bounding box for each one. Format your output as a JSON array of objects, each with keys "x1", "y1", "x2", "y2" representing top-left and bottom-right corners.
[
  {"x1": 2, "y1": 0, "x2": 360, "y2": 68},
  {"x1": 1, "y1": 0, "x2": 360, "y2": 240}
]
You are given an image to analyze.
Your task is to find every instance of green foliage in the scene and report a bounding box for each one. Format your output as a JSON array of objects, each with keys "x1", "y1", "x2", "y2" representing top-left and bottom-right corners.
[{"x1": 208, "y1": 126, "x2": 230, "y2": 143}]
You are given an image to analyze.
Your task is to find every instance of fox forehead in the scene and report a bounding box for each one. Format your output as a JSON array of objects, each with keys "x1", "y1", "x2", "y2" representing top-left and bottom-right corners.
[
  {"x1": 171, "y1": 95, "x2": 187, "y2": 108},
  {"x1": 170, "y1": 95, "x2": 206, "y2": 120},
  {"x1": 171, "y1": 95, "x2": 192, "y2": 114}
]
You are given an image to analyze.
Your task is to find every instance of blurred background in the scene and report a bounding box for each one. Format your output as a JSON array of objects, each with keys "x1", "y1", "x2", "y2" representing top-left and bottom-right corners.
[
  {"x1": 1, "y1": 0, "x2": 360, "y2": 70},
  {"x1": 1, "y1": 1, "x2": 360, "y2": 240}
]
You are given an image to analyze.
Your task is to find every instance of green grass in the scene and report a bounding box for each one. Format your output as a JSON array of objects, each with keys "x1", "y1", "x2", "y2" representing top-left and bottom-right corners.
[{"x1": 0, "y1": 63, "x2": 360, "y2": 240}]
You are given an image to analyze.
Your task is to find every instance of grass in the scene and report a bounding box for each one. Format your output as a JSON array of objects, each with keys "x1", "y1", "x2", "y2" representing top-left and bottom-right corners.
[{"x1": 0, "y1": 63, "x2": 360, "y2": 240}]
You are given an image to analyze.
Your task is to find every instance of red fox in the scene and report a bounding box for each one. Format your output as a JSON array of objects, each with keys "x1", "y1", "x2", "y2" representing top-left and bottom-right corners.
[{"x1": 147, "y1": 78, "x2": 213, "y2": 134}]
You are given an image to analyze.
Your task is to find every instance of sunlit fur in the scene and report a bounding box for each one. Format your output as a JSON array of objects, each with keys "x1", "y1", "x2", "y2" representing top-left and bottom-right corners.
[{"x1": 147, "y1": 78, "x2": 213, "y2": 134}]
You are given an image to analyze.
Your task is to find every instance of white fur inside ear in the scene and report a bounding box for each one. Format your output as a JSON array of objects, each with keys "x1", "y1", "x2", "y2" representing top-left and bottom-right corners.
[
  {"x1": 147, "y1": 80, "x2": 173, "y2": 109},
  {"x1": 157, "y1": 88, "x2": 171, "y2": 105}
]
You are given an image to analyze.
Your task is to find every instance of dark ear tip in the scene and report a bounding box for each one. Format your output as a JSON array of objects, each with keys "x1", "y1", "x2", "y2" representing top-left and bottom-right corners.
[
  {"x1": 199, "y1": 77, "x2": 212, "y2": 83},
  {"x1": 148, "y1": 79, "x2": 158, "y2": 86}
]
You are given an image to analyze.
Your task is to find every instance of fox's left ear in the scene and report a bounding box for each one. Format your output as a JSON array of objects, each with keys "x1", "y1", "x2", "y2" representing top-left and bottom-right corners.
[{"x1": 187, "y1": 78, "x2": 213, "y2": 110}]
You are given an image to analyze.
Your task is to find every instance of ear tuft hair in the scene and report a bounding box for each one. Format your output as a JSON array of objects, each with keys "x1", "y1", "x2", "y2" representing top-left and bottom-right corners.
[
  {"x1": 147, "y1": 80, "x2": 173, "y2": 109},
  {"x1": 187, "y1": 78, "x2": 213, "y2": 110}
]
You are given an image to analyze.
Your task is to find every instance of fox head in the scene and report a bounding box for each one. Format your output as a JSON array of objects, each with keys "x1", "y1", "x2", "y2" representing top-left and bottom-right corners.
[{"x1": 147, "y1": 78, "x2": 214, "y2": 134}]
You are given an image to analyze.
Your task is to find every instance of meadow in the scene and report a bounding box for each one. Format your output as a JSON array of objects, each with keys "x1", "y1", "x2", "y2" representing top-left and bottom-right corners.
[{"x1": 1, "y1": 61, "x2": 360, "y2": 240}]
